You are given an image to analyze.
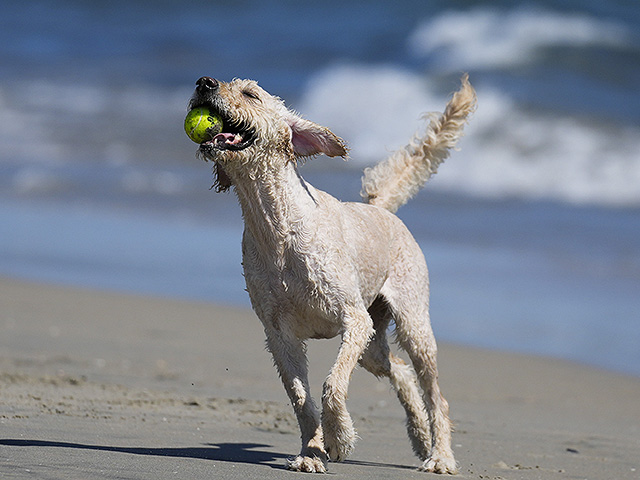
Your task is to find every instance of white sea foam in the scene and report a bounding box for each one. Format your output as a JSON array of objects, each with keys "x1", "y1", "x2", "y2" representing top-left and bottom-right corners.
[
  {"x1": 408, "y1": 6, "x2": 633, "y2": 71},
  {"x1": 299, "y1": 64, "x2": 640, "y2": 207},
  {"x1": 298, "y1": 65, "x2": 433, "y2": 161},
  {"x1": 0, "y1": 82, "x2": 192, "y2": 166},
  {"x1": 0, "y1": 88, "x2": 67, "y2": 164}
]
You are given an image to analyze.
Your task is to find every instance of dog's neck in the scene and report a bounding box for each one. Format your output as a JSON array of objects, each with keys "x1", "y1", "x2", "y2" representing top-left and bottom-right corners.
[{"x1": 229, "y1": 158, "x2": 317, "y2": 253}]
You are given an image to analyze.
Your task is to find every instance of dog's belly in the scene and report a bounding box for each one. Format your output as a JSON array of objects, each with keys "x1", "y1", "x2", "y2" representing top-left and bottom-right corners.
[{"x1": 291, "y1": 308, "x2": 343, "y2": 340}]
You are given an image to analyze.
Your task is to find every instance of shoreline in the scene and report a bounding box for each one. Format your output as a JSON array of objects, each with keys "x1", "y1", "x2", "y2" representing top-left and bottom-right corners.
[{"x1": 1, "y1": 277, "x2": 639, "y2": 479}]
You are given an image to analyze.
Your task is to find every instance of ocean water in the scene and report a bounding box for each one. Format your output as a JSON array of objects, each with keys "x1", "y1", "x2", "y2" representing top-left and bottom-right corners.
[{"x1": 1, "y1": 0, "x2": 639, "y2": 376}]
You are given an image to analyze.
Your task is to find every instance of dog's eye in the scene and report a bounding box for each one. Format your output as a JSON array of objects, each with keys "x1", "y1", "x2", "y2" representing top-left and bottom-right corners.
[{"x1": 243, "y1": 90, "x2": 260, "y2": 101}]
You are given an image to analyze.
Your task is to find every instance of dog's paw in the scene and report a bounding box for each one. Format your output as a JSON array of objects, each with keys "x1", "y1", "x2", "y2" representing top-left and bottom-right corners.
[
  {"x1": 322, "y1": 416, "x2": 356, "y2": 462},
  {"x1": 287, "y1": 455, "x2": 327, "y2": 473},
  {"x1": 418, "y1": 452, "x2": 458, "y2": 474}
]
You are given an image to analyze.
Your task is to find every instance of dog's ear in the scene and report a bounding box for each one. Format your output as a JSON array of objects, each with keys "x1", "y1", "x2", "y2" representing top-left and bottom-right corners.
[{"x1": 285, "y1": 113, "x2": 348, "y2": 158}]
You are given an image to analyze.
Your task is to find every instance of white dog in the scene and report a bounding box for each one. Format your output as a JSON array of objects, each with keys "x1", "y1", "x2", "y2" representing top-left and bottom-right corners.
[{"x1": 188, "y1": 74, "x2": 476, "y2": 473}]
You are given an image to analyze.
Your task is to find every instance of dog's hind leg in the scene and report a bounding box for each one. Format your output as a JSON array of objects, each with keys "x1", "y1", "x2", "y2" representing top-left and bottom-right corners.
[
  {"x1": 264, "y1": 324, "x2": 327, "y2": 473},
  {"x1": 359, "y1": 297, "x2": 432, "y2": 461},
  {"x1": 380, "y1": 278, "x2": 457, "y2": 474},
  {"x1": 395, "y1": 318, "x2": 457, "y2": 473},
  {"x1": 321, "y1": 305, "x2": 374, "y2": 462}
]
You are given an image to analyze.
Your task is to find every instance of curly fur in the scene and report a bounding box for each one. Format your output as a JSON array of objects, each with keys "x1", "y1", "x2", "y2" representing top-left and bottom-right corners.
[
  {"x1": 361, "y1": 74, "x2": 477, "y2": 213},
  {"x1": 188, "y1": 74, "x2": 476, "y2": 474}
]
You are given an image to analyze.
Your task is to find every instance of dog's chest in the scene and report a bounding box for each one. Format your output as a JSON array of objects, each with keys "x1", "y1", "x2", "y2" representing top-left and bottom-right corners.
[{"x1": 242, "y1": 226, "x2": 350, "y2": 334}]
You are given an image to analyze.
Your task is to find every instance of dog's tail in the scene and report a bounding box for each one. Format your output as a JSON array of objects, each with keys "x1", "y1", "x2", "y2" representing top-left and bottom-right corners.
[{"x1": 360, "y1": 74, "x2": 477, "y2": 213}]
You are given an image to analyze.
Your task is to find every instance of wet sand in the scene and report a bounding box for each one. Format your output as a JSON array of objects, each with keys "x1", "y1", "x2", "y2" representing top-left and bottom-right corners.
[{"x1": 1, "y1": 277, "x2": 639, "y2": 479}]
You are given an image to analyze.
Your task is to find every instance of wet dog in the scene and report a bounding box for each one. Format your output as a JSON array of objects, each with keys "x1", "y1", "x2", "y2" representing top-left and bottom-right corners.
[{"x1": 188, "y1": 75, "x2": 475, "y2": 473}]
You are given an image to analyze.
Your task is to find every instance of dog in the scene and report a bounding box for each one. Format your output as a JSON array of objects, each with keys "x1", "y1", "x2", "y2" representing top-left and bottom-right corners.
[{"x1": 187, "y1": 74, "x2": 476, "y2": 473}]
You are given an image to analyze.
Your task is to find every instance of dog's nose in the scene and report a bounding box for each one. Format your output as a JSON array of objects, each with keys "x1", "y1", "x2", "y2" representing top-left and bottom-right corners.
[{"x1": 196, "y1": 76, "x2": 219, "y2": 93}]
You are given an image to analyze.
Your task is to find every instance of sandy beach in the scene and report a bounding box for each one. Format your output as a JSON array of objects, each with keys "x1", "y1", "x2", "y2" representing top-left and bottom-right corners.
[{"x1": 1, "y1": 277, "x2": 639, "y2": 479}]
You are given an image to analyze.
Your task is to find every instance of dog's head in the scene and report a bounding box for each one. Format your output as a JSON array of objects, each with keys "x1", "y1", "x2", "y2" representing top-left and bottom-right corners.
[{"x1": 188, "y1": 77, "x2": 347, "y2": 191}]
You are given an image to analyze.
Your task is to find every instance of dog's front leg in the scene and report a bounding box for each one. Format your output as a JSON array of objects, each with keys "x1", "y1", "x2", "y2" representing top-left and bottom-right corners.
[
  {"x1": 264, "y1": 325, "x2": 327, "y2": 473},
  {"x1": 322, "y1": 306, "x2": 375, "y2": 462}
]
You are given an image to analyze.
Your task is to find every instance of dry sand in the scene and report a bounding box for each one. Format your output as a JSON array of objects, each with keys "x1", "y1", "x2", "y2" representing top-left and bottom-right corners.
[{"x1": 1, "y1": 277, "x2": 639, "y2": 479}]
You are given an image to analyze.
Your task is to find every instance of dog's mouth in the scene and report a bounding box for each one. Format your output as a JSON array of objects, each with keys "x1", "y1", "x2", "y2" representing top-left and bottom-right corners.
[
  {"x1": 195, "y1": 106, "x2": 256, "y2": 154},
  {"x1": 188, "y1": 77, "x2": 257, "y2": 159}
]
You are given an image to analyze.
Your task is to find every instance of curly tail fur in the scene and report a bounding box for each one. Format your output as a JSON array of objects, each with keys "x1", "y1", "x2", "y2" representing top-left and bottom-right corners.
[{"x1": 361, "y1": 74, "x2": 477, "y2": 213}]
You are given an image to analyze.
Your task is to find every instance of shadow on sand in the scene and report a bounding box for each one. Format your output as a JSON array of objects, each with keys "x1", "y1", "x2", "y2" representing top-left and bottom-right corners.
[
  {"x1": 0, "y1": 438, "x2": 417, "y2": 472},
  {"x1": 0, "y1": 439, "x2": 287, "y2": 468}
]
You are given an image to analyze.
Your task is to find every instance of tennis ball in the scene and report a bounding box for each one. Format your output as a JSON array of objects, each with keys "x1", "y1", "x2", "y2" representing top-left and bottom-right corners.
[{"x1": 184, "y1": 107, "x2": 223, "y2": 144}]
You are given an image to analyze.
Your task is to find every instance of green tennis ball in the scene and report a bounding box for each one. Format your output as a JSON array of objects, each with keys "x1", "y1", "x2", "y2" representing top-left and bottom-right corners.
[{"x1": 184, "y1": 107, "x2": 223, "y2": 144}]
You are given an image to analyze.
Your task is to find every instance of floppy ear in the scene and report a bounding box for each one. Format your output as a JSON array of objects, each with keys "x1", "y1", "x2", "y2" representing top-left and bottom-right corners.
[{"x1": 285, "y1": 112, "x2": 348, "y2": 158}]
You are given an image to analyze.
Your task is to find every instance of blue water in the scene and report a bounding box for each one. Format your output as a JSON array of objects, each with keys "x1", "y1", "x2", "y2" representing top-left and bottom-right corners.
[{"x1": 1, "y1": 0, "x2": 639, "y2": 377}]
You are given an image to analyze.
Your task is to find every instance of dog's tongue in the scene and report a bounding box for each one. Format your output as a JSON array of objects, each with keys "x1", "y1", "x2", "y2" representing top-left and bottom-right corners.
[{"x1": 212, "y1": 132, "x2": 243, "y2": 148}]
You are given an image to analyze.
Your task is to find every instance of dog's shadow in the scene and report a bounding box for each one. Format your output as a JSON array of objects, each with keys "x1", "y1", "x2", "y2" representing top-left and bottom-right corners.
[
  {"x1": 1, "y1": 438, "x2": 416, "y2": 472},
  {"x1": 0, "y1": 439, "x2": 287, "y2": 469}
]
